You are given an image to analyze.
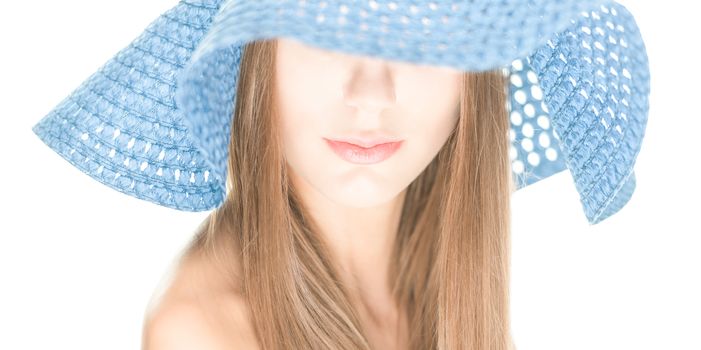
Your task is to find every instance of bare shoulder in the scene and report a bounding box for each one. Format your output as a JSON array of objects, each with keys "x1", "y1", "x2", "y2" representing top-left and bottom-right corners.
[
  {"x1": 142, "y1": 226, "x2": 258, "y2": 349},
  {"x1": 142, "y1": 298, "x2": 244, "y2": 350}
]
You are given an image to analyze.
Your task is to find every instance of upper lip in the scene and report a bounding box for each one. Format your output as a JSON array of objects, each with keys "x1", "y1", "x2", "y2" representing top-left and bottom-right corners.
[{"x1": 326, "y1": 133, "x2": 402, "y2": 148}]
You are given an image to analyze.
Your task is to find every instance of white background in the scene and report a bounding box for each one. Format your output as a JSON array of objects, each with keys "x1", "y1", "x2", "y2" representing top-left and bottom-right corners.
[{"x1": 1, "y1": 1, "x2": 698, "y2": 349}]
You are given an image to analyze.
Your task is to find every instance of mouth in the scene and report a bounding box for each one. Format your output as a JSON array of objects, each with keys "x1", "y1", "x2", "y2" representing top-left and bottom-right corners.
[{"x1": 323, "y1": 138, "x2": 403, "y2": 165}]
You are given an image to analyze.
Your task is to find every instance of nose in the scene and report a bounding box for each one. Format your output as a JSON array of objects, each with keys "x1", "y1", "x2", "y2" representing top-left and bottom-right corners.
[{"x1": 343, "y1": 59, "x2": 397, "y2": 115}]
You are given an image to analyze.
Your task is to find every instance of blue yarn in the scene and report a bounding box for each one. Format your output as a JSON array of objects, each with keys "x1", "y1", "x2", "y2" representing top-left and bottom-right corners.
[{"x1": 31, "y1": 0, "x2": 650, "y2": 225}]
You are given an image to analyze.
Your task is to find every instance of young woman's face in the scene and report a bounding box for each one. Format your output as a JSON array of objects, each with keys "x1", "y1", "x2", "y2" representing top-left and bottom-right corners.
[{"x1": 275, "y1": 37, "x2": 462, "y2": 208}]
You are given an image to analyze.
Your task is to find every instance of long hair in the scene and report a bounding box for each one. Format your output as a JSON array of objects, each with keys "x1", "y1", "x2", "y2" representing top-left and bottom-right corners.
[{"x1": 186, "y1": 38, "x2": 516, "y2": 349}]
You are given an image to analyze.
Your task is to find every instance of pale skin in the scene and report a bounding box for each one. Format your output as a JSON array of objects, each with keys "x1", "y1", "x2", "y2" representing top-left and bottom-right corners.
[{"x1": 142, "y1": 37, "x2": 462, "y2": 349}]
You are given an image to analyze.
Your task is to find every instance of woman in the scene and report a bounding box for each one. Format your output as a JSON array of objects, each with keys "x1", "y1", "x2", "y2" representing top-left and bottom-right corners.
[
  {"x1": 31, "y1": 0, "x2": 650, "y2": 349},
  {"x1": 144, "y1": 36, "x2": 512, "y2": 349}
]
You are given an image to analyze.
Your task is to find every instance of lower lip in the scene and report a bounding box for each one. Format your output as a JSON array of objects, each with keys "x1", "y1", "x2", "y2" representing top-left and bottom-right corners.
[{"x1": 324, "y1": 139, "x2": 403, "y2": 165}]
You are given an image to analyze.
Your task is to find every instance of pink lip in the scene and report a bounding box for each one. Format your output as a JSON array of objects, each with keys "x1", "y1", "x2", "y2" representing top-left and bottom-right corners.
[{"x1": 324, "y1": 138, "x2": 403, "y2": 165}]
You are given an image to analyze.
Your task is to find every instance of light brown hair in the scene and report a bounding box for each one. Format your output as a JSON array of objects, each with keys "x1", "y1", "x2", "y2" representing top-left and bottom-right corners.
[{"x1": 187, "y1": 38, "x2": 516, "y2": 349}]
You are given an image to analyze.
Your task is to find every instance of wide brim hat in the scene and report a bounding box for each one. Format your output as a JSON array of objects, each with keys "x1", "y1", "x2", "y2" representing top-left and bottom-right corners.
[{"x1": 31, "y1": 0, "x2": 650, "y2": 225}]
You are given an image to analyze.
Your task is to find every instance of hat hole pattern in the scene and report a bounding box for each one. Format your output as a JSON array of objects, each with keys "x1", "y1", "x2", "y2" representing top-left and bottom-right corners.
[
  {"x1": 508, "y1": 56, "x2": 565, "y2": 189},
  {"x1": 523, "y1": 2, "x2": 648, "y2": 222},
  {"x1": 566, "y1": 7, "x2": 633, "y2": 196},
  {"x1": 31, "y1": 1, "x2": 226, "y2": 211},
  {"x1": 310, "y1": 1, "x2": 454, "y2": 56}
]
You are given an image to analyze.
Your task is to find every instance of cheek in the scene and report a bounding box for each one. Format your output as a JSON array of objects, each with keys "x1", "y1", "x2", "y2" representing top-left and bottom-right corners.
[
  {"x1": 396, "y1": 74, "x2": 460, "y2": 156},
  {"x1": 280, "y1": 113, "x2": 321, "y2": 167},
  {"x1": 276, "y1": 79, "x2": 330, "y2": 169},
  {"x1": 277, "y1": 107, "x2": 338, "y2": 195},
  {"x1": 404, "y1": 113, "x2": 458, "y2": 169},
  {"x1": 408, "y1": 99, "x2": 459, "y2": 152}
]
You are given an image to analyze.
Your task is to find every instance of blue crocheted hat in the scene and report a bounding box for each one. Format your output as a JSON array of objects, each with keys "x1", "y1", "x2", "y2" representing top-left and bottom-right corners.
[{"x1": 31, "y1": 0, "x2": 650, "y2": 225}]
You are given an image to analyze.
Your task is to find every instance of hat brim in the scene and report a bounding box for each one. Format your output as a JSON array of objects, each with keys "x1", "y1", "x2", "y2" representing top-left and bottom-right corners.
[
  {"x1": 32, "y1": 0, "x2": 649, "y2": 225},
  {"x1": 31, "y1": 1, "x2": 226, "y2": 211}
]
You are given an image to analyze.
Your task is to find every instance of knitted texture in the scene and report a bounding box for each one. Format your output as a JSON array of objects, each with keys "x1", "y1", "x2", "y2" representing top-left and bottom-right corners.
[{"x1": 31, "y1": 0, "x2": 650, "y2": 225}]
